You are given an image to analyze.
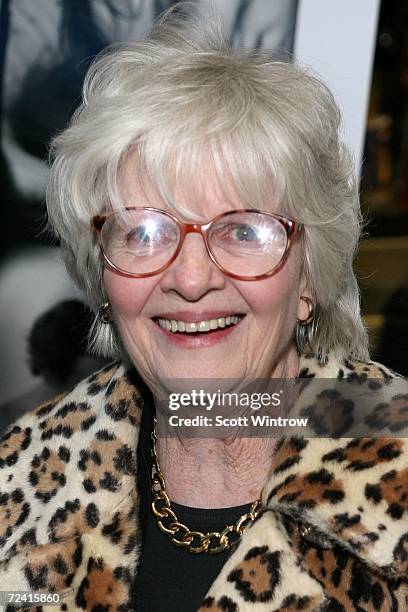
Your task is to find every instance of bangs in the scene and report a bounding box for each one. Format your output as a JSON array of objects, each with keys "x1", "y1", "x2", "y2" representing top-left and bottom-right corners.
[{"x1": 111, "y1": 124, "x2": 290, "y2": 224}]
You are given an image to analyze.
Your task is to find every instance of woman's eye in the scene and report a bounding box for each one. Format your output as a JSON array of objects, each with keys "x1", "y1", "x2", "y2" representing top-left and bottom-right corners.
[
  {"x1": 127, "y1": 225, "x2": 155, "y2": 245},
  {"x1": 232, "y1": 224, "x2": 258, "y2": 242},
  {"x1": 123, "y1": 222, "x2": 176, "y2": 250},
  {"x1": 216, "y1": 223, "x2": 260, "y2": 244}
]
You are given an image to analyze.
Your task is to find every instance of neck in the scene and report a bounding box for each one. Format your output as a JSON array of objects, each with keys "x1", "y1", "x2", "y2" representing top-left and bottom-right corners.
[
  {"x1": 155, "y1": 345, "x2": 299, "y2": 508},
  {"x1": 156, "y1": 436, "x2": 276, "y2": 508}
]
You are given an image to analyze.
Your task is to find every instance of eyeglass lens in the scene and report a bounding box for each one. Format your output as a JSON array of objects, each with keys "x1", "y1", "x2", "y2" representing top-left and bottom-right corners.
[{"x1": 101, "y1": 209, "x2": 288, "y2": 277}]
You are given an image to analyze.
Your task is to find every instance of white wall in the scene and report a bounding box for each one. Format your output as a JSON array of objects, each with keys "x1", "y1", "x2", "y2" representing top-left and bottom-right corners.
[{"x1": 294, "y1": 0, "x2": 381, "y2": 171}]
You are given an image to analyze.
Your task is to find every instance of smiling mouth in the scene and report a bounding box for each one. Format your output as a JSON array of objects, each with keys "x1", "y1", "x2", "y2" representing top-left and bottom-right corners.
[{"x1": 153, "y1": 315, "x2": 245, "y2": 334}]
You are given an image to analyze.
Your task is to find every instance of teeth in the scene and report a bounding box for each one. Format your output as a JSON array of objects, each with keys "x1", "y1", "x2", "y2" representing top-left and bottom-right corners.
[{"x1": 157, "y1": 316, "x2": 242, "y2": 333}]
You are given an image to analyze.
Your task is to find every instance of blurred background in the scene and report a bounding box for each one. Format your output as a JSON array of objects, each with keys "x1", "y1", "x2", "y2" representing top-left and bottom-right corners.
[{"x1": 0, "y1": 0, "x2": 406, "y2": 432}]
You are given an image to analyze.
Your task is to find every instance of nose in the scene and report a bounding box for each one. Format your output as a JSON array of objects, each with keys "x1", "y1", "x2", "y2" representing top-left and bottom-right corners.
[{"x1": 159, "y1": 232, "x2": 226, "y2": 301}]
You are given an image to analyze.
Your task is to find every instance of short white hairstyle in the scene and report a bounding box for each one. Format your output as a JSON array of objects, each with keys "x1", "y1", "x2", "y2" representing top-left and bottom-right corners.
[{"x1": 47, "y1": 8, "x2": 369, "y2": 363}]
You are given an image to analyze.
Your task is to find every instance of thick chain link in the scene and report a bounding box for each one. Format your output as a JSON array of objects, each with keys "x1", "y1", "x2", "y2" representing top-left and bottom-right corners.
[{"x1": 151, "y1": 417, "x2": 262, "y2": 554}]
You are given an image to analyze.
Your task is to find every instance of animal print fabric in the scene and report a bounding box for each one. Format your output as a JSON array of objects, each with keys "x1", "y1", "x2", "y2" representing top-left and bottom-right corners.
[{"x1": 0, "y1": 356, "x2": 406, "y2": 611}]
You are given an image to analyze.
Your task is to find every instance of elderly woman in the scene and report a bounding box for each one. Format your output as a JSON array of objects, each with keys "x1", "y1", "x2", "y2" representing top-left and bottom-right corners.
[{"x1": 0, "y1": 11, "x2": 407, "y2": 612}]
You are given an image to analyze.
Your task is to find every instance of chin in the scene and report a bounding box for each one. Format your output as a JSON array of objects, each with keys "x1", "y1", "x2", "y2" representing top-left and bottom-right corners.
[{"x1": 157, "y1": 360, "x2": 239, "y2": 381}]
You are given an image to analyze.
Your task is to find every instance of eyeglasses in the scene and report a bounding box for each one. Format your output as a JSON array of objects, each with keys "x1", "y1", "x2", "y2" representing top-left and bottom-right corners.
[{"x1": 92, "y1": 207, "x2": 303, "y2": 281}]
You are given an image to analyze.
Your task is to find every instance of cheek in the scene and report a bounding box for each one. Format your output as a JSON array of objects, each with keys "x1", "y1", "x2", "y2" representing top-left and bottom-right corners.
[
  {"x1": 239, "y1": 262, "x2": 301, "y2": 321},
  {"x1": 103, "y1": 270, "x2": 154, "y2": 319}
]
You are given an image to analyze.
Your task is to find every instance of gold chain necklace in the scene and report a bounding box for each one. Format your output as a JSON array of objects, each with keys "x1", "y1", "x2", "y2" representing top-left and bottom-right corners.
[{"x1": 150, "y1": 417, "x2": 262, "y2": 554}]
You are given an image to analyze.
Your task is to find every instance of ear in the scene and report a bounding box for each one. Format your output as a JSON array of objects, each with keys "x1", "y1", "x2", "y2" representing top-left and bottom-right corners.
[{"x1": 297, "y1": 279, "x2": 313, "y2": 323}]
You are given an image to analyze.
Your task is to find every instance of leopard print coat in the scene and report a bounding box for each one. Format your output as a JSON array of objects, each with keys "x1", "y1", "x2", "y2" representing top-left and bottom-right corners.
[{"x1": 0, "y1": 355, "x2": 407, "y2": 611}]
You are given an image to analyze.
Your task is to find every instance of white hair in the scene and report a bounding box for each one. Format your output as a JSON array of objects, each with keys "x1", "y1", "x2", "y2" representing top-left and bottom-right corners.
[{"x1": 47, "y1": 7, "x2": 369, "y2": 363}]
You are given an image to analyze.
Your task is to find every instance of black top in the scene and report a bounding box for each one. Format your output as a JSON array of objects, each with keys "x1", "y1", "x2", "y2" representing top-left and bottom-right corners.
[{"x1": 134, "y1": 398, "x2": 252, "y2": 612}]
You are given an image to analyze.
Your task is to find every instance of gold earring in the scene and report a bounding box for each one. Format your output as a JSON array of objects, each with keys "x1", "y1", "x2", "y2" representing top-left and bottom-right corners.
[
  {"x1": 297, "y1": 296, "x2": 314, "y2": 325},
  {"x1": 99, "y1": 302, "x2": 112, "y2": 324}
]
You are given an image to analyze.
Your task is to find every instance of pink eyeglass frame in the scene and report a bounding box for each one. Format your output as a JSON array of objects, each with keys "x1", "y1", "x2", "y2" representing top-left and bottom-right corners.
[{"x1": 91, "y1": 207, "x2": 303, "y2": 281}]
